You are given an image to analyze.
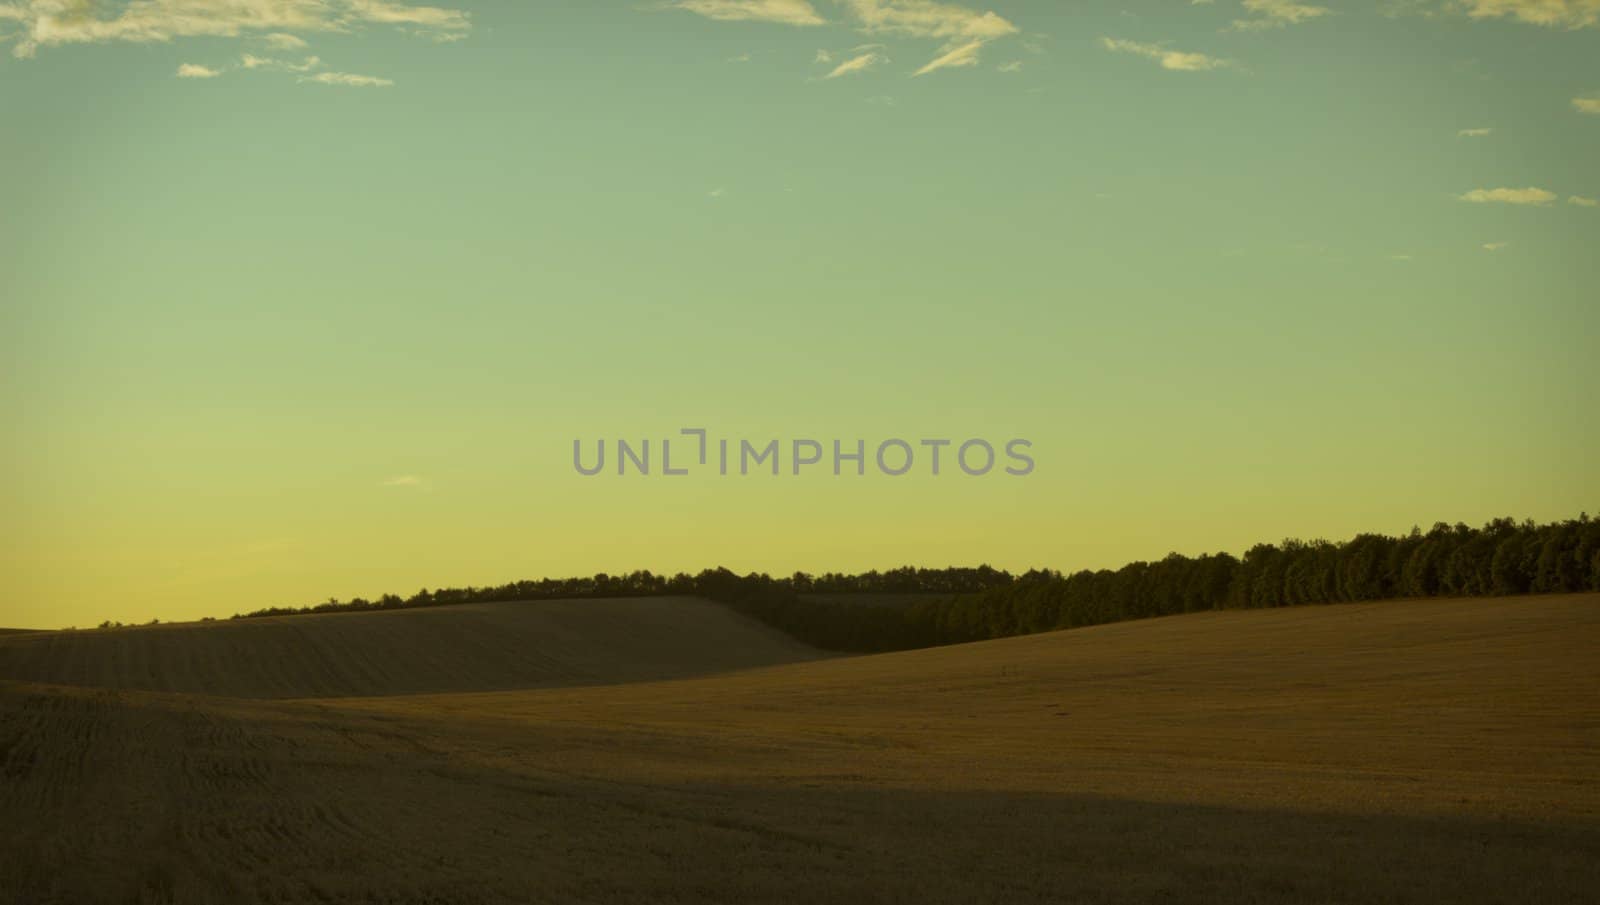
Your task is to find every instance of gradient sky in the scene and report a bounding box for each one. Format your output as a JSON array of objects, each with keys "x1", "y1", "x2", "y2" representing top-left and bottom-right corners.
[{"x1": 2, "y1": 0, "x2": 1597, "y2": 629}]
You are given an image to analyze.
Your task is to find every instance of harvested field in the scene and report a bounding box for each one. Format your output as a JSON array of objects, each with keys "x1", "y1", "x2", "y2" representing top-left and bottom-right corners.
[
  {"x1": 0, "y1": 597, "x2": 824, "y2": 698},
  {"x1": 1, "y1": 594, "x2": 1596, "y2": 904}
]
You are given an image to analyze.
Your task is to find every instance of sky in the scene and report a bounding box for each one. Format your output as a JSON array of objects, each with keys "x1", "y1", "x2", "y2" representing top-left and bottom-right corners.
[{"x1": 2, "y1": 0, "x2": 1597, "y2": 629}]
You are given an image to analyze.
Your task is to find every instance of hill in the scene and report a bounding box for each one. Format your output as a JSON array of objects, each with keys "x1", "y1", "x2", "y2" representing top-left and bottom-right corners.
[
  {"x1": 0, "y1": 596, "x2": 824, "y2": 698},
  {"x1": 1, "y1": 593, "x2": 1596, "y2": 904},
  {"x1": 339, "y1": 592, "x2": 1600, "y2": 819}
]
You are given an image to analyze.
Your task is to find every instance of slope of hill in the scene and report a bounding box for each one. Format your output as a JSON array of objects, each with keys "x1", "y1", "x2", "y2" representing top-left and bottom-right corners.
[
  {"x1": 1, "y1": 594, "x2": 1596, "y2": 904},
  {"x1": 338, "y1": 592, "x2": 1600, "y2": 820},
  {"x1": 0, "y1": 596, "x2": 825, "y2": 698}
]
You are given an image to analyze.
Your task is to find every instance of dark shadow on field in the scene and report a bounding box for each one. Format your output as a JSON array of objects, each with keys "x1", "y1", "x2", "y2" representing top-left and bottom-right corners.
[
  {"x1": 3, "y1": 684, "x2": 1596, "y2": 905},
  {"x1": 0, "y1": 598, "x2": 827, "y2": 699}
]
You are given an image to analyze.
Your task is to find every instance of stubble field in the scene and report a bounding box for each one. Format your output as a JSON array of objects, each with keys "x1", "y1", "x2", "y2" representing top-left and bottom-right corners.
[{"x1": 2, "y1": 594, "x2": 1596, "y2": 904}]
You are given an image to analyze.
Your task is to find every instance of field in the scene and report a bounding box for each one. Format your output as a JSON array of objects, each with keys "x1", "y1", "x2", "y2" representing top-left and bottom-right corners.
[
  {"x1": 2, "y1": 594, "x2": 1598, "y2": 904},
  {"x1": 0, "y1": 597, "x2": 823, "y2": 698}
]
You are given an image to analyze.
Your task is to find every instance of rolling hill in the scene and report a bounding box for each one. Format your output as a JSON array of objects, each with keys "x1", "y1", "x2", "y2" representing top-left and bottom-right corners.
[
  {"x1": 0, "y1": 596, "x2": 824, "y2": 698},
  {"x1": 1, "y1": 593, "x2": 1596, "y2": 904}
]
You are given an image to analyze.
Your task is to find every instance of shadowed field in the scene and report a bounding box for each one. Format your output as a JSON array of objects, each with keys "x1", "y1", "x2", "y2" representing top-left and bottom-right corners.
[
  {"x1": 2, "y1": 594, "x2": 1597, "y2": 904},
  {"x1": 0, "y1": 597, "x2": 824, "y2": 698}
]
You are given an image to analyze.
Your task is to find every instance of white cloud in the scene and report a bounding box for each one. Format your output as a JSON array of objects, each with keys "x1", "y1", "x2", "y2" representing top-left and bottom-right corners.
[
  {"x1": 825, "y1": 48, "x2": 886, "y2": 77},
  {"x1": 420, "y1": 28, "x2": 465, "y2": 42},
  {"x1": 346, "y1": 0, "x2": 467, "y2": 29},
  {"x1": 1390, "y1": 254, "x2": 1413, "y2": 261},
  {"x1": 997, "y1": 59, "x2": 1022, "y2": 72},
  {"x1": 669, "y1": 0, "x2": 826, "y2": 25},
  {"x1": 1231, "y1": 0, "x2": 1332, "y2": 30},
  {"x1": 1482, "y1": 242, "x2": 1509, "y2": 251},
  {"x1": 1457, "y1": 0, "x2": 1599, "y2": 28},
  {"x1": 302, "y1": 70, "x2": 394, "y2": 87},
  {"x1": 1457, "y1": 127, "x2": 1493, "y2": 137},
  {"x1": 263, "y1": 31, "x2": 307, "y2": 50},
  {"x1": 241, "y1": 53, "x2": 320, "y2": 72},
  {"x1": 176, "y1": 61, "x2": 219, "y2": 78},
  {"x1": 1571, "y1": 195, "x2": 1599, "y2": 207},
  {"x1": 1457, "y1": 187, "x2": 1556, "y2": 205},
  {"x1": 727, "y1": 51, "x2": 752, "y2": 62},
  {"x1": 708, "y1": 187, "x2": 726, "y2": 197},
  {"x1": 669, "y1": 0, "x2": 1018, "y2": 78},
  {"x1": 842, "y1": 0, "x2": 1018, "y2": 40},
  {"x1": 1574, "y1": 96, "x2": 1600, "y2": 114},
  {"x1": 1099, "y1": 37, "x2": 1234, "y2": 71},
  {"x1": 4, "y1": 0, "x2": 468, "y2": 59},
  {"x1": 912, "y1": 37, "x2": 984, "y2": 75},
  {"x1": 382, "y1": 474, "x2": 425, "y2": 487},
  {"x1": 844, "y1": 0, "x2": 1019, "y2": 76}
]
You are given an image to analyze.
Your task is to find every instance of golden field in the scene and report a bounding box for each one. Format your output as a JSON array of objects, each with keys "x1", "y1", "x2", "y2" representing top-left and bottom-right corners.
[{"x1": 2, "y1": 594, "x2": 1597, "y2": 903}]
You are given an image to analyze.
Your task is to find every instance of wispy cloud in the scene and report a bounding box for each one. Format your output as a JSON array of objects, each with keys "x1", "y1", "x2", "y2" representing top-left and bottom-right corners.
[
  {"x1": 842, "y1": 0, "x2": 1018, "y2": 40},
  {"x1": 824, "y1": 48, "x2": 887, "y2": 77},
  {"x1": 664, "y1": 0, "x2": 1020, "y2": 77},
  {"x1": 1389, "y1": 253, "x2": 1414, "y2": 261},
  {"x1": 912, "y1": 37, "x2": 985, "y2": 75},
  {"x1": 2, "y1": 0, "x2": 469, "y2": 59},
  {"x1": 302, "y1": 70, "x2": 394, "y2": 87},
  {"x1": 1574, "y1": 96, "x2": 1600, "y2": 114},
  {"x1": 845, "y1": 0, "x2": 1019, "y2": 76},
  {"x1": 1099, "y1": 37, "x2": 1235, "y2": 71},
  {"x1": 1482, "y1": 241, "x2": 1510, "y2": 251},
  {"x1": 996, "y1": 59, "x2": 1023, "y2": 72},
  {"x1": 1457, "y1": 127, "x2": 1493, "y2": 137},
  {"x1": 174, "y1": 53, "x2": 332, "y2": 82},
  {"x1": 668, "y1": 0, "x2": 826, "y2": 25},
  {"x1": 347, "y1": 0, "x2": 466, "y2": 30},
  {"x1": 1230, "y1": 0, "x2": 1332, "y2": 30},
  {"x1": 242, "y1": 53, "x2": 321, "y2": 72},
  {"x1": 1457, "y1": 187, "x2": 1556, "y2": 205},
  {"x1": 382, "y1": 474, "x2": 426, "y2": 487},
  {"x1": 707, "y1": 187, "x2": 726, "y2": 197},
  {"x1": 1457, "y1": 0, "x2": 1599, "y2": 28},
  {"x1": 1571, "y1": 195, "x2": 1599, "y2": 207},
  {"x1": 263, "y1": 32, "x2": 308, "y2": 50}
]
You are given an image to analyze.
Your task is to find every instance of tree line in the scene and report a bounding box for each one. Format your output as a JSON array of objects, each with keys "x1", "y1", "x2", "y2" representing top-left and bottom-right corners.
[{"x1": 225, "y1": 514, "x2": 1600, "y2": 652}]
